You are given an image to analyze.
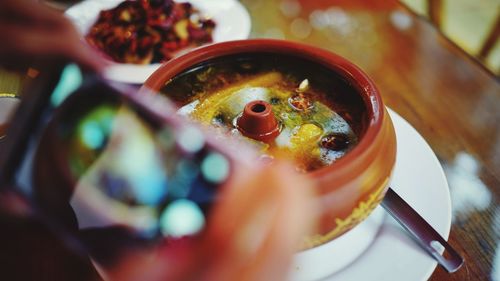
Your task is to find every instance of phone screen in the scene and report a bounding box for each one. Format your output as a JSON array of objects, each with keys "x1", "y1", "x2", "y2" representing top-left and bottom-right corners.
[{"x1": 21, "y1": 66, "x2": 236, "y2": 267}]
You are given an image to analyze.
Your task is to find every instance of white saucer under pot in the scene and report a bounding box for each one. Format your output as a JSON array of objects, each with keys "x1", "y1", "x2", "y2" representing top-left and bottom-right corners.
[{"x1": 288, "y1": 109, "x2": 452, "y2": 281}]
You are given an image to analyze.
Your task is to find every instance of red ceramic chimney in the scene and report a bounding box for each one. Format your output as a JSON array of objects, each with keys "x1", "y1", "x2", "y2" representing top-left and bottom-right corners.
[{"x1": 236, "y1": 100, "x2": 280, "y2": 143}]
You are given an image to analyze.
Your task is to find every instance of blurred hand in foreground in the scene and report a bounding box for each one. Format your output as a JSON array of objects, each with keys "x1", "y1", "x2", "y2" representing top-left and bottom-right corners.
[
  {"x1": 106, "y1": 162, "x2": 316, "y2": 281},
  {"x1": 0, "y1": 0, "x2": 104, "y2": 72}
]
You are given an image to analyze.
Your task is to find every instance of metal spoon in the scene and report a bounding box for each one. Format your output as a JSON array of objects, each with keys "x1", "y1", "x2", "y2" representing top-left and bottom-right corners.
[{"x1": 381, "y1": 187, "x2": 464, "y2": 273}]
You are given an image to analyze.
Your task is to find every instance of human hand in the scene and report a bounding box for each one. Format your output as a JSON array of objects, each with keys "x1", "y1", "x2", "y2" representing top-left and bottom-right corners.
[
  {"x1": 105, "y1": 161, "x2": 317, "y2": 281},
  {"x1": 0, "y1": 0, "x2": 104, "y2": 72}
]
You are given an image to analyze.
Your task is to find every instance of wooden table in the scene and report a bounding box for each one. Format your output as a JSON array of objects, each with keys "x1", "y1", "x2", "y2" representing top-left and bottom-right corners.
[
  {"x1": 1, "y1": 0, "x2": 498, "y2": 280},
  {"x1": 238, "y1": 0, "x2": 498, "y2": 280}
]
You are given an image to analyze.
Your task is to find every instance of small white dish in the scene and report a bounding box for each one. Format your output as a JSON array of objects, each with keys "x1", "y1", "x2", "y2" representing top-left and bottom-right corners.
[
  {"x1": 65, "y1": 0, "x2": 252, "y2": 84},
  {"x1": 308, "y1": 109, "x2": 452, "y2": 281}
]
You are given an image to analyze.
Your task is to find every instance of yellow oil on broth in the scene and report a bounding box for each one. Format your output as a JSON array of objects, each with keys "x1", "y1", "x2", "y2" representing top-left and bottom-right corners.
[{"x1": 160, "y1": 54, "x2": 365, "y2": 171}]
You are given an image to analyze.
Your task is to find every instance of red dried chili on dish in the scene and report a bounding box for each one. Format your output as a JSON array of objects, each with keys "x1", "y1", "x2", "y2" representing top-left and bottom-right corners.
[{"x1": 85, "y1": 0, "x2": 216, "y2": 64}]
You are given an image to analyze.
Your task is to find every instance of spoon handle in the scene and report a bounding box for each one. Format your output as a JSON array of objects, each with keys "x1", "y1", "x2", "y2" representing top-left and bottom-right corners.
[{"x1": 381, "y1": 188, "x2": 464, "y2": 273}]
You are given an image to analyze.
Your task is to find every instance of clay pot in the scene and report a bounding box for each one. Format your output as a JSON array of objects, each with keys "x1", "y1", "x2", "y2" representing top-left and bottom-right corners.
[{"x1": 143, "y1": 39, "x2": 397, "y2": 247}]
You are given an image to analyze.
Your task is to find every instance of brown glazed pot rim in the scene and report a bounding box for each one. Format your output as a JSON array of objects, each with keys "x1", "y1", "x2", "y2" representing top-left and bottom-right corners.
[{"x1": 143, "y1": 39, "x2": 385, "y2": 181}]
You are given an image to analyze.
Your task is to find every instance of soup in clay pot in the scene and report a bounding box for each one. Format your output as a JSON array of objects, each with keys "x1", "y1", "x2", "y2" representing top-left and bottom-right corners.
[{"x1": 144, "y1": 39, "x2": 397, "y2": 248}]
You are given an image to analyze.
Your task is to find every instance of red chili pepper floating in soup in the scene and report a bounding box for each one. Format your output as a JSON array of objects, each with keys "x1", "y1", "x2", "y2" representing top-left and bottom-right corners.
[
  {"x1": 85, "y1": 0, "x2": 216, "y2": 64},
  {"x1": 320, "y1": 133, "x2": 350, "y2": 151}
]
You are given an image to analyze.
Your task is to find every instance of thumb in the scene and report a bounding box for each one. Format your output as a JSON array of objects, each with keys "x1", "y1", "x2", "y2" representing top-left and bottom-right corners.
[{"x1": 200, "y1": 162, "x2": 317, "y2": 281}]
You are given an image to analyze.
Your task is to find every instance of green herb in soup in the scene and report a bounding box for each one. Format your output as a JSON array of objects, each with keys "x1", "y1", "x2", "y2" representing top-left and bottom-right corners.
[{"x1": 160, "y1": 54, "x2": 367, "y2": 172}]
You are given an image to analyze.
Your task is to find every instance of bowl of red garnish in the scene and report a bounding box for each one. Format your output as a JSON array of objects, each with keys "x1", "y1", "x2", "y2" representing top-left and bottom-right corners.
[{"x1": 66, "y1": 0, "x2": 251, "y2": 83}]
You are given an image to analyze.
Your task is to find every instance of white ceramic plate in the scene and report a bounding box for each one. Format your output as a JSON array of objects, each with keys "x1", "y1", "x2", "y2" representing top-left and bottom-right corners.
[
  {"x1": 65, "y1": 0, "x2": 251, "y2": 84},
  {"x1": 320, "y1": 109, "x2": 452, "y2": 281}
]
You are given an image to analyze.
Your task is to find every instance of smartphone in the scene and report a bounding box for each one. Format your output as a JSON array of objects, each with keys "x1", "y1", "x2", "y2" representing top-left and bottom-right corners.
[{"x1": 1, "y1": 63, "x2": 254, "y2": 269}]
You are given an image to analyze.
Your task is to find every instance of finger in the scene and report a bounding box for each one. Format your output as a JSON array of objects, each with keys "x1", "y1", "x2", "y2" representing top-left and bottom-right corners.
[
  {"x1": 201, "y1": 163, "x2": 317, "y2": 281},
  {"x1": 62, "y1": 39, "x2": 107, "y2": 73},
  {"x1": 0, "y1": 0, "x2": 66, "y2": 27},
  {"x1": 51, "y1": 16, "x2": 107, "y2": 72},
  {"x1": 0, "y1": 22, "x2": 105, "y2": 72}
]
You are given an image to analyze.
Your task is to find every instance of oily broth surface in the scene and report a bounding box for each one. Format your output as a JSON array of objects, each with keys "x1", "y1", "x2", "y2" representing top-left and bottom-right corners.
[{"x1": 160, "y1": 54, "x2": 366, "y2": 171}]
